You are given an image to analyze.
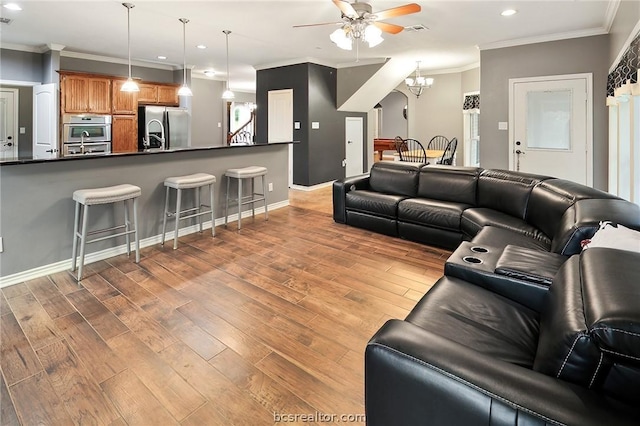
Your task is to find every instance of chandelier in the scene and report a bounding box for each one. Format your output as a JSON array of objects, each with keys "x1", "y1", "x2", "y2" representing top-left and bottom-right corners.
[
  {"x1": 329, "y1": 21, "x2": 383, "y2": 51},
  {"x1": 405, "y1": 61, "x2": 434, "y2": 98}
]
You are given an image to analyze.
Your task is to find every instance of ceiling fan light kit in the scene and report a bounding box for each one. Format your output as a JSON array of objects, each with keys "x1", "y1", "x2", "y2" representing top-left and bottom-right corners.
[{"x1": 295, "y1": 0, "x2": 420, "y2": 54}]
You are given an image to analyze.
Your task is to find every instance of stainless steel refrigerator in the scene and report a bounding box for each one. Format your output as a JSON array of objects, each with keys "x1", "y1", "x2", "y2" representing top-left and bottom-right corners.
[{"x1": 138, "y1": 106, "x2": 191, "y2": 150}]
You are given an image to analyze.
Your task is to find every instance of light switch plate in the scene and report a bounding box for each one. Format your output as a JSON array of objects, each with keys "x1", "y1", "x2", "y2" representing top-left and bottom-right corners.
[
  {"x1": 19, "y1": 127, "x2": 26, "y2": 134},
  {"x1": 311, "y1": 122, "x2": 320, "y2": 129},
  {"x1": 294, "y1": 122, "x2": 301, "y2": 130},
  {"x1": 498, "y1": 122, "x2": 508, "y2": 130},
  {"x1": 217, "y1": 122, "x2": 221, "y2": 128}
]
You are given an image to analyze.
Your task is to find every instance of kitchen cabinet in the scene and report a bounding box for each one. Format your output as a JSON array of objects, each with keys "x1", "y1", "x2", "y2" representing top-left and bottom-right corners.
[
  {"x1": 138, "y1": 83, "x2": 179, "y2": 106},
  {"x1": 111, "y1": 115, "x2": 138, "y2": 153},
  {"x1": 60, "y1": 73, "x2": 111, "y2": 114},
  {"x1": 112, "y1": 80, "x2": 138, "y2": 114}
]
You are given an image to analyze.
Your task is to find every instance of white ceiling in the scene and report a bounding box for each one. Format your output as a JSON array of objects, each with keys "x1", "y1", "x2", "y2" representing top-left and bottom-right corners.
[{"x1": 0, "y1": 1, "x2": 616, "y2": 91}]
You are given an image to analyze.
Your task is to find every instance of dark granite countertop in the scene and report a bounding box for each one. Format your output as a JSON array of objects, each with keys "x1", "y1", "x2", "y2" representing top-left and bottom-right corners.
[{"x1": 0, "y1": 141, "x2": 296, "y2": 166}]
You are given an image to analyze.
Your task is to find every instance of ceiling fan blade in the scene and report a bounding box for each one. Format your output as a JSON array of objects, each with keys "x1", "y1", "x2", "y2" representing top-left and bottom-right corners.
[
  {"x1": 373, "y1": 3, "x2": 421, "y2": 21},
  {"x1": 332, "y1": 0, "x2": 358, "y2": 19},
  {"x1": 373, "y1": 21, "x2": 405, "y2": 35},
  {"x1": 293, "y1": 21, "x2": 342, "y2": 28}
]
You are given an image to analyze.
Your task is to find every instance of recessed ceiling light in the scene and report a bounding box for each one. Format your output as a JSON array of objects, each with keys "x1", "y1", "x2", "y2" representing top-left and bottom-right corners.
[
  {"x1": 157, "y1": 55, "x2": 167, "y2": 60},
  {"x1": 203, "y1": 70, "x2": 215, "y2": 77},
  {"x1": 3, "y1": 3, "x2": 22, "y2": 10},
  {"x1": 196, "y1": 45, "x2": 207, "y2": 49},
  {"x1": 501, "y1": 9, "x2": 517, "y2": 16}
]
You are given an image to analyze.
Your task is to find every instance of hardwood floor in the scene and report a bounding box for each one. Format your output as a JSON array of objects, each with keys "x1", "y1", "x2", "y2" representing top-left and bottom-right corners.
[{"x1": 0, "y1": 187, "x2": 450, "y2": 425}]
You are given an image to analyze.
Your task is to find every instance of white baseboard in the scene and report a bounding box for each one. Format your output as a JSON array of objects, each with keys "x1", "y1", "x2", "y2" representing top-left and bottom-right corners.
[
  {"x1": 0, "y1": 200, "x2": 289, "y2": 288},
  {"x1": 290, "y1": 181, "x2": 335, "y2": 191}
]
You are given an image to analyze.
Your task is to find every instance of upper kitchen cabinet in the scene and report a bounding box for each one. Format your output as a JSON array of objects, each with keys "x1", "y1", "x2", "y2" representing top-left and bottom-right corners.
[
  {"x1": 138, "y1": 83, "x2": 180, "y2": 106},
  {"x1": 112, "y1": 79, "x2": 138, "y2": 114},
  {"x1": 60, "y1": 72, "x2": 111, "y2": 114}
]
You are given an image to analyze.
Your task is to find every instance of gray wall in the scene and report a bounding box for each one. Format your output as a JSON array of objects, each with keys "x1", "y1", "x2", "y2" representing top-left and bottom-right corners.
[
  {"x1": 0, "y1": 49, "x2": 43, "y2": 82},
  {"x1": 479, "y1": 35, "x2": 610, "y2": 189},
  {"x1": 257, "y1": 63, "x2": 366, "y2": 186},
  {"x1": 337, "y1": 62, "x2": 385, "y2": 107},
  {"x1": 462, "y1": 67, "x2": 480, "y2": 94},
  {"x1": 378, "y1": 90, "x2": 407, "y2": 139},
  {"x1": 191, "y1": 78, "x2": 226, "y2": 147},
  {"x1": 608, "y1": 1, "x2": 640, "y2": 67},
  {"x1": 0, "y1": 144, "x2": 289, "y2": 279}
]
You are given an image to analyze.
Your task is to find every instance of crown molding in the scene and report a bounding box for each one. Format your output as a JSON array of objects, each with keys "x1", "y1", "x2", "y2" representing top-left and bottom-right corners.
[
  {"x1": 603, "y1": 0, "x2": 621, "y2": 33},
  {"x1": 426, "y1": 62, "x2": 480, "y2": 75},
  {"x1": 479, "y1": 27, "x2": 608, "y2": 51},
  {"x1": 60, "y1": 50, "x2": 179, "y2": 71},
  {"x1": 254, "y1": 57, "x2": 338, "y2": 71},
  {"x1": 0, "y1": 42, "x2": 49, "y2": 53},
  {"x1": 609, "y1": 19, "x2": 640, "y2": 73},
  {"x1": 335, "y1": 57, "x2": 388, "y2": 69}
]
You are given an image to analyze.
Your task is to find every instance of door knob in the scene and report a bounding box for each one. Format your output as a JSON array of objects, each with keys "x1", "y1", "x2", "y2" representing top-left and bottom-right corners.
[
  {"x1": 7, "y1": 142, "x2": 12, "y2": 147},
  {"x1": 515, "y1": 149, "x2": 525, "y2": 155},
  {"x1": 347, "y1": 140, "x2": 353, "y2": 144}
]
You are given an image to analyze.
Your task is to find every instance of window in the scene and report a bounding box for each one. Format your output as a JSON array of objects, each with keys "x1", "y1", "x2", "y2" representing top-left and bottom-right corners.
[{"x1": 463, "y1": 92, "x2": 480, "y2": 166}]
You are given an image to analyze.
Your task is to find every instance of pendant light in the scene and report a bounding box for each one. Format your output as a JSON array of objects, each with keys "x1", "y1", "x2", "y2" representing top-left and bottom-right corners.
[
  {"x1": 178, "y1": 18, "x2": 193, "y2": 96},
  {"x1": 120, "y1": 3, "x2": 139, "y2": 92},
  {"x1": 221, "y1": 30, "x2": 235, "y2": 100}
]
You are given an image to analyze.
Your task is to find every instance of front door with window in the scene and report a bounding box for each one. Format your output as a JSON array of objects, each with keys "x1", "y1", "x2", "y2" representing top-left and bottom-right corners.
[
  {"x1": 0, "y1": 89, "x2": 19, "y2": 160},
  {"x1": 510, "y1": 74, "x2": 592, "y2": 185}
]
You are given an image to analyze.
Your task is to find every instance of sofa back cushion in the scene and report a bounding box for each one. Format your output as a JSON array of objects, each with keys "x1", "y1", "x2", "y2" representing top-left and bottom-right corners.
[
  {"x1": 526, "y1": 179, "x2": 619, "y2": 240},
  {"x1": 533, "y1": 256, "x2": 603, "y2": 388},
  {"x1": 535, "y1": 248, "x2": 640, "y2": 397},
  {"x1": 369, "y1": 161, "x2": 421, "y2": 197},
  {"x1": 477, "y1": 170, "x2": 548, "y2": 220},
  {"x1": 417, "y1": 165, "x2": 480, "y2": 205}
]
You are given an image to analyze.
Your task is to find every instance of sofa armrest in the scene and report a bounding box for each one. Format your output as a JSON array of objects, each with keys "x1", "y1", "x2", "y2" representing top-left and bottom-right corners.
[
  {"x1": 332, "y1": 175, "x2": 370, "y2": 223},
  {"x1": 551, "y1": 199, "x2": 640, "y2": 255},
  {"x1": 366, "y1": 319, "x2": 637, "y2": 426}
]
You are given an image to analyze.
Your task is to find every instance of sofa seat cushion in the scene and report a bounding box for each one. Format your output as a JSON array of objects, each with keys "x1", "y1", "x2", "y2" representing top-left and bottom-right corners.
[
  {"x1": 471, "y1": 226, "x2": 551, "y2": 252},
  {"x1": 345, "y1": 190, "x2": 407, "y2": 219},
  {"x1": 398, "y1": 198, "x2": 471, "y2": 231},
  {"x1": 406, "y1": 276, "x2": 539, "y2": 367},
  {"x1": 462, "y1": 207, "x2": 551, "y2": 243}
]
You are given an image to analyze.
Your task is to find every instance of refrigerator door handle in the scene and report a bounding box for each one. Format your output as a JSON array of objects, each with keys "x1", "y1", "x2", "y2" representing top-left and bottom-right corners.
[{"x1": 163, "y1": 111, "x2": 171, "y2": 149}]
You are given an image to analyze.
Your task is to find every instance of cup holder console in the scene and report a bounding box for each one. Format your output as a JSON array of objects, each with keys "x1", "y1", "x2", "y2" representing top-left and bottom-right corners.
[
  {"x1": 470, "y1": 246, "x2": 489, "y2": 253},
  {"x1": 463, "y1": 256, "x2": 483, "y2": 264}
]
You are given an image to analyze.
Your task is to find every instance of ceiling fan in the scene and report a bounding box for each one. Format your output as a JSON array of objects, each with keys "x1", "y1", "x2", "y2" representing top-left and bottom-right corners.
[{"x1": 294, "y1": 0, "x2": 421, "y2": 51}]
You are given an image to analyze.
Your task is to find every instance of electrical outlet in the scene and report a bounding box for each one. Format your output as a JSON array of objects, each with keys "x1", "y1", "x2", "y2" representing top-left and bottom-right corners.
[
  {"x1": 0, "y1": 237, "x2": 4, "y2": 253},
  {"x1": 268, "y1": 183, "x2": 273, "y2": 192}
]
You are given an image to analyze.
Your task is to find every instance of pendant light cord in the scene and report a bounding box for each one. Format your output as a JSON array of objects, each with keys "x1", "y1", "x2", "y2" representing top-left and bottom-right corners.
[
  {"x1": 224, "y1": 30, "x2": 231, "y2": 91},
  {"x1": 127, "y1": 6, "x2": 132, "y2": 78},
  {"x1": 182, "y1": 19, "x2": 188, "y2": 86}
]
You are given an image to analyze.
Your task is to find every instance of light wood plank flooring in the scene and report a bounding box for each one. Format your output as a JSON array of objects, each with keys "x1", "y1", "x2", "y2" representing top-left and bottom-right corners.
[{"x1": 0, "y1": 186, "x2": 450, "y2": 425}]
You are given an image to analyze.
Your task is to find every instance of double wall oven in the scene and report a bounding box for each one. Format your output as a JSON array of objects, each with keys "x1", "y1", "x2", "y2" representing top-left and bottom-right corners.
[{"x1": 62, "y1": 114, "x2": 112, "y2": 157}]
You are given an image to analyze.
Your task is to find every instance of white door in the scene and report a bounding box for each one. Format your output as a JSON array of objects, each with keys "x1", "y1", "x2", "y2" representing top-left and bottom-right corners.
[
  {"x1": 510, "y1": 74, "x2": 592, "y2": 185},
  {"x1": 268, "y1": 89, "x2": 293, "y2": 186},
  {"x1": 345, "y1": 116, "x2": 364, "y2": 177},
  {"x1": 33, "y1": 83, "x2": 58, "y2": 159},
  {"x1": 0, "y1": 89, "x2": 19, "y2": 160}
]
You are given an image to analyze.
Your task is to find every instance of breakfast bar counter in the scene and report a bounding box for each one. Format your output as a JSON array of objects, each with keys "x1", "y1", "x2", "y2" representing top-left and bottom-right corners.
[{"x1": 0, "y1": 142, "x2": 292, "y2": 285}]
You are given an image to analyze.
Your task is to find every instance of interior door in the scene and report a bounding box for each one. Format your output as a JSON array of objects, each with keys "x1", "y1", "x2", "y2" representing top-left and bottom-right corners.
[
  {"x1": 0, "y1": 89, "x2": 19, "y2": 160},
  {"x1": 268, "y1": 89, "x2": 293, "y2": 186},
  {"x1": 345, "y1": 117, "x2": 364, "y2": 177},
  {"x1": 510, "y1": 75, "x2": 591, "y2": 185},
  {"x1": 33, "y1": 83, "x2": 58, "y2": 159}
]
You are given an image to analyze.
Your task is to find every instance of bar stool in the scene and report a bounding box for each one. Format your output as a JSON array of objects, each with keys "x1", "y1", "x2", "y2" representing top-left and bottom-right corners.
[
  {"x1": 71, "y1": 184, "x2": 141, "y2": 282},
  {"x1": 224, "y1": 166, "x2": 268, "y2": 230},
  {"x1": 161, "y1": 173, "x2": 216, "y2": 249}
]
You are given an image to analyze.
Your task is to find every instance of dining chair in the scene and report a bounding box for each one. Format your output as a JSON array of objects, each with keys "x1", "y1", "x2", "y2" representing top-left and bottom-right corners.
[
  {"x1": 426, "y1": 135, "x2": 449, "y2": 151},
  {"x1": 398, "y1": 138, "x2": 427, "y2": 163},
  {"x1": 438, "y1": 137, "x2": 458, "y2": 165}
]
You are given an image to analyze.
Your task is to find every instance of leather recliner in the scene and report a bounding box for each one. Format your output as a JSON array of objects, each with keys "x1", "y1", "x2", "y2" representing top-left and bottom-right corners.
[{"x1": 365, "y1": 248, "x2": 640, "y2": 425}]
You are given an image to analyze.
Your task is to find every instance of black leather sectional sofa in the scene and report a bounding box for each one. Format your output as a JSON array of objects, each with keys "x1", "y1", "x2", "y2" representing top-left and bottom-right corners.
[{"x1": 332, "y1": 162, "x2": 640, "y2": 425}]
